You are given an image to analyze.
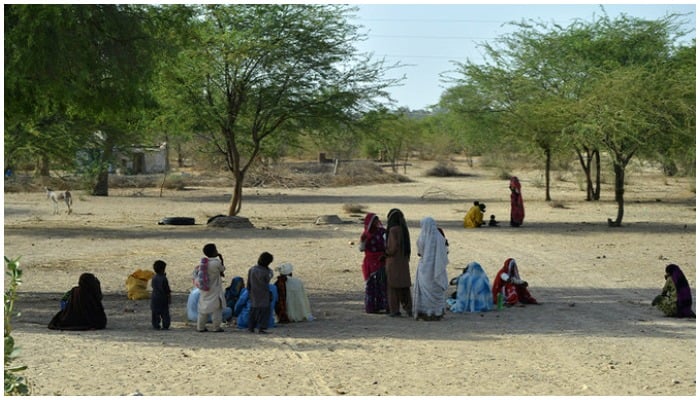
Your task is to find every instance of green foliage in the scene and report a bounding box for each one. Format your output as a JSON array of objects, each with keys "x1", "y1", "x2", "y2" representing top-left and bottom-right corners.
[
  {"x1": 358, "y1": 108, "x2": 421, "y2": 172},
  {"x1": 157, "y1": 4, "x2": 400, "y2": 215},
  {"x1": 5, "y1": 4, "x2": 162, "y2": 191},
  {"x1": 444, "y1": 9, "x2": 694, "y2": 223},
  {"x1": 4, "y1": 257, "x2": 29, "y2": 396}
]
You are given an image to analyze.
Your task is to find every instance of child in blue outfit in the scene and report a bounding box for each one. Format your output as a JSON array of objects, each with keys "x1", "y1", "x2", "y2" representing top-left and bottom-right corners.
[
  {"x1": 150, "y1": 260, "x2": 171, "y2": 330},
  {"x1": 233, "y1": 285, "x2": 278, "y2": 330}
]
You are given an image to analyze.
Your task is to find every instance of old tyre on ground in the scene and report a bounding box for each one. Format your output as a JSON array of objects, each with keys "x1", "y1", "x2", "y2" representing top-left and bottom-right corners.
[{"x1": 158, "y1": 217, "x2": 195, "y2": 225}]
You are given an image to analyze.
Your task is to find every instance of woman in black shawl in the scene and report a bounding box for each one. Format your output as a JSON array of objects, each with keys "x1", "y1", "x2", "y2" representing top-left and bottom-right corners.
[
  {"x1": 384, "y1": 208, "x2": 413, "y2": 317},
  {"x1": 49, "y1": 273, "x2": 107, "y2": 330}
]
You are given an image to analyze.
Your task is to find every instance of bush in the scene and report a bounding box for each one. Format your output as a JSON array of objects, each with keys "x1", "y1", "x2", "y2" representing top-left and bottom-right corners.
[
  {"x1": 4, "y1": 256, "x2": 29, "y2": 396},
  {"x1": 425, "y1": 162, "x2": 467, "y2": 177}
]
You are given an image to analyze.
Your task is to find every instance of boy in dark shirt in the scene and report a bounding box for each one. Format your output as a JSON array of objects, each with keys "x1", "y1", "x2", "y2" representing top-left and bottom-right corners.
[
  {"x1": 246, "y1": 252, "x2": 274, "y2": 334},
  {"x1": 151, "y1": 260, "x2": 171, "y2": 330}
]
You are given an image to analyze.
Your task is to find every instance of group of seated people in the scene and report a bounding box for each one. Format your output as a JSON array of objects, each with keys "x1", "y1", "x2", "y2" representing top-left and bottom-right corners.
[
  {"x1": 463, "y1": 201, "x2": 499, "y2": 228},
  {"x1": 46, "y1": 260, "x2": 695, "y2": 331},
  {"x1": 447, "y1": 259, "x2": 695, "y2": 320},
  {"x1": 186, "y1": 262, "x2": 313, "y2": 330},
  {"x1": 447, "y1": 258, "x2": 539, "y2": 313},
  {"x1": 48, "y1": 263, "x2": 313, "y2": 331}
]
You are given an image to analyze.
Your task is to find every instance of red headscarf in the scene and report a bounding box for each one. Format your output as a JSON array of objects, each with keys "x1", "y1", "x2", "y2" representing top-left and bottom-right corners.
[{"x1": 362, "y1": 213, "x2": 381, "y2": 241}]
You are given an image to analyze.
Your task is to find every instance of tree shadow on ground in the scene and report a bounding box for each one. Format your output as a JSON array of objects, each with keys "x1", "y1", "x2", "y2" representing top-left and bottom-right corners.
[{"x1": 12, "y1": 286, "x2": 695, "y2": 353}]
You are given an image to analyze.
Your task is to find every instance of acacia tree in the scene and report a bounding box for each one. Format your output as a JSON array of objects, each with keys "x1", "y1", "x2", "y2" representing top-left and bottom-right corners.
[
  {"x1": 448, "y1": 11, "x2": 694, "y2": 224},
  {"x1": 453, "y1": 23, "x2": 580, "y2": 201},
  {"x1": 434, "y1": 83, "x2": 504, "y2": 166},
  {"x1": 161, "y1": 4, "x2": 398, "y2": 216},
  {"x1": 5, "y1": 5, "x2": 159, "y2": 194},
  {"x1": 360, "y1": 108, "x2": 419, "y2": 173},
  {"x1": 575, "y1": 15, "x2": 695, "y2": 226}
]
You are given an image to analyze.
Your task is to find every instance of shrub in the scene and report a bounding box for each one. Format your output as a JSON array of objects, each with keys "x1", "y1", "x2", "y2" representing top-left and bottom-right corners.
[
  {"x1": 4, "y1": 256, "x2": 29, "y2": 396},
  {"x1": 342, "y1": 203, "x2": 366, "y2": 214},
  {"x1": 425, "y1": 162, "x2": 461, "y2": 177}
]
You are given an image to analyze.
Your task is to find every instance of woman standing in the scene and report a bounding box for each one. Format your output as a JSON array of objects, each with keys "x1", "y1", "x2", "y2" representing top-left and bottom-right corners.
[
  {"x1": 509, "y1": 176, "x2": 525, "y2": 227},
  {"x1": 652, "y1": 264, "x2": 695, "y2": 318},
  {"x1": 385, "y1": 208, "x2": 413, "y2": 317},
  {"x1": 359, "y1": 212, "x2": 388, "y2": 313},
  {"x1": 413, "y1": 217, "x2": 449, "y2": 321}
]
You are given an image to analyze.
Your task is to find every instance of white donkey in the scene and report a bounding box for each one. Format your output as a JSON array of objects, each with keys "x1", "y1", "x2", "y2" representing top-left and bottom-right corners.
[{"x1": 45, "y1": 187, "x2": 73, "y2": 215}]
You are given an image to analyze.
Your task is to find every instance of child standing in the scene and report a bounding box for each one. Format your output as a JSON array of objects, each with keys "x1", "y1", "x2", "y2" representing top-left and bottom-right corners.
[
  {"x1": 196, "y1": 243, "x2": 227, "y2": 332},
  {"x1": 151, "y1": 260, "x2": 171, "y2": 330},
  {"x1": 247, "y1": 252, "x2": 274, "y2": 334}
]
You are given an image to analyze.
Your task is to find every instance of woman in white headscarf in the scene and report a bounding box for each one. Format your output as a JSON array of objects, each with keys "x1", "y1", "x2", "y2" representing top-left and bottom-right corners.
[
  {"x1": 413, "y1": 216, "x2": 449, "y2": 321},
  {"x1": 274, "y1": 262, "x2": 313, "y2": 323}
]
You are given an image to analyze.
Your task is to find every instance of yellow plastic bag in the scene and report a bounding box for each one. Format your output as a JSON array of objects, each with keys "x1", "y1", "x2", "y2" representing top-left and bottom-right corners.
[{"x1": 126, "y1": 269, "x2": 155, "y2": 300}]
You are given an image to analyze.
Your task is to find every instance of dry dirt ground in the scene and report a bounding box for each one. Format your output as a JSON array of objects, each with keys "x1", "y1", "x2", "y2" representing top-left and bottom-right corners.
[{"x1": 3, "y1": 160, "x2": 696, "y2": 396}]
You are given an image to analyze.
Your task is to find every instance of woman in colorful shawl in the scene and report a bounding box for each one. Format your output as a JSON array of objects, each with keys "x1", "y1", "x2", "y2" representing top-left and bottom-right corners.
[
  {"x1": 652, "y1": 264, "x2": 695, "y2": 318},
  {"x1": 447, "y1": 262, "x2": 493, "y2": 313},
  {"x1": 49, "y1": 273, "x2": 107, "y2": 330},
  {"x1": 385, "y1": 208, "x2": 413, "y2": 317},
  {"x1": 360, "y1": 212, "x2": 388, "y2": 313},
  {"x1": 413, "y1": 216, "x2": 449, "y2": 320},
  {"x1": 491, "y1": 258, "x2": 538, "y2": 306},
  {"x1": 509, "y1": 176, "x2": 525, "y2": 227}
]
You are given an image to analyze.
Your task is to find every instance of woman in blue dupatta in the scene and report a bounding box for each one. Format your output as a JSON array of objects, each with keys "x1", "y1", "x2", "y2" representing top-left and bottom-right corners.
[
  {"x1": 447, "y1": 262, "x2": 493, "y2": 313},
  {"x1": 652, "y1": 264, "x2": 695, "y2": 318}
]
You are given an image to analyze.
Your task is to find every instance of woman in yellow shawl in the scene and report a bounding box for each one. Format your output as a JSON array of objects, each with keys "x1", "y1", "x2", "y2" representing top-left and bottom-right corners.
[{"x1": 463, "y1": 201, "x2": 486, "y2": 228}]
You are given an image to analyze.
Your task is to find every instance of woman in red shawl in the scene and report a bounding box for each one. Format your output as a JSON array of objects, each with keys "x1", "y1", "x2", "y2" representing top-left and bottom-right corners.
[
  {"x1": 509, "y1": 176, "x2": 524, "y2": 227},
  {"x1": 359, "y1": 212, "x2": 388, "y2": 313},
  {"x1": 492, "y1": 258, "x2": 538, "y2": 306}
]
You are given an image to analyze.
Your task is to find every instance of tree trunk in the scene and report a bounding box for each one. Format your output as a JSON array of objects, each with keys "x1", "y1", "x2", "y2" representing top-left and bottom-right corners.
[
  {"x1": 579, "y1": 149, "x2": 593, "y2": 201},
  {"x1": 577, "y1": 147, "x2": 601, "y2": 202},
  {"x1": 34, "y1": 155, "x2": 50, "y2": 178},
  {"x1": 92, "y1": 135, "x2": 114, "y2": 196},
  {"x1": 593, "y1": 150, "x2": 601, "y2": 201},
  {"x1": 544, "y1": 147, "x2": 551, "y2": 202},
  {"x1": 608, "y1": 162, "x2": 625, "y2": 227},
  {"x1": 163, "y1": 137, "x2": 170, "y2": 173},
  {"x1": 227, "y1": 170, "x2": 244, "y2": 216}
]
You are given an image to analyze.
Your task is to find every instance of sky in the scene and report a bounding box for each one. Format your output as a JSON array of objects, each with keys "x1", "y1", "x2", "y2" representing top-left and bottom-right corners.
[{"x1": 350, "y1": 2, "x2": 697, "y2": 110}]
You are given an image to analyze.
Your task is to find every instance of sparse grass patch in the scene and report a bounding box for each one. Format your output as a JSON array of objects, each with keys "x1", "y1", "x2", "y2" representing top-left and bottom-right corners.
[
  {"x1": 162, "y1": 174, "x2": 187, "y2": 190},
  {"x1": 549, "y1": 200, "x2": 568, "y2": 209},
  {"x1": 342, "y1": 203, "x2": 366, "y2": 214},
  {"x1": 496, "y1": 168, "x2": 511, "y2": 180},
  {"x1": 531, "y1": 174, "x2": 545, "y2": 189}
]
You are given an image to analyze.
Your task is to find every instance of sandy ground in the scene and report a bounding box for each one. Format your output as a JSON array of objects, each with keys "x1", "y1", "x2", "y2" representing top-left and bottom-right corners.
[{"x1": 3, "y1": 160, "x2": 696, "y2": 396}]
